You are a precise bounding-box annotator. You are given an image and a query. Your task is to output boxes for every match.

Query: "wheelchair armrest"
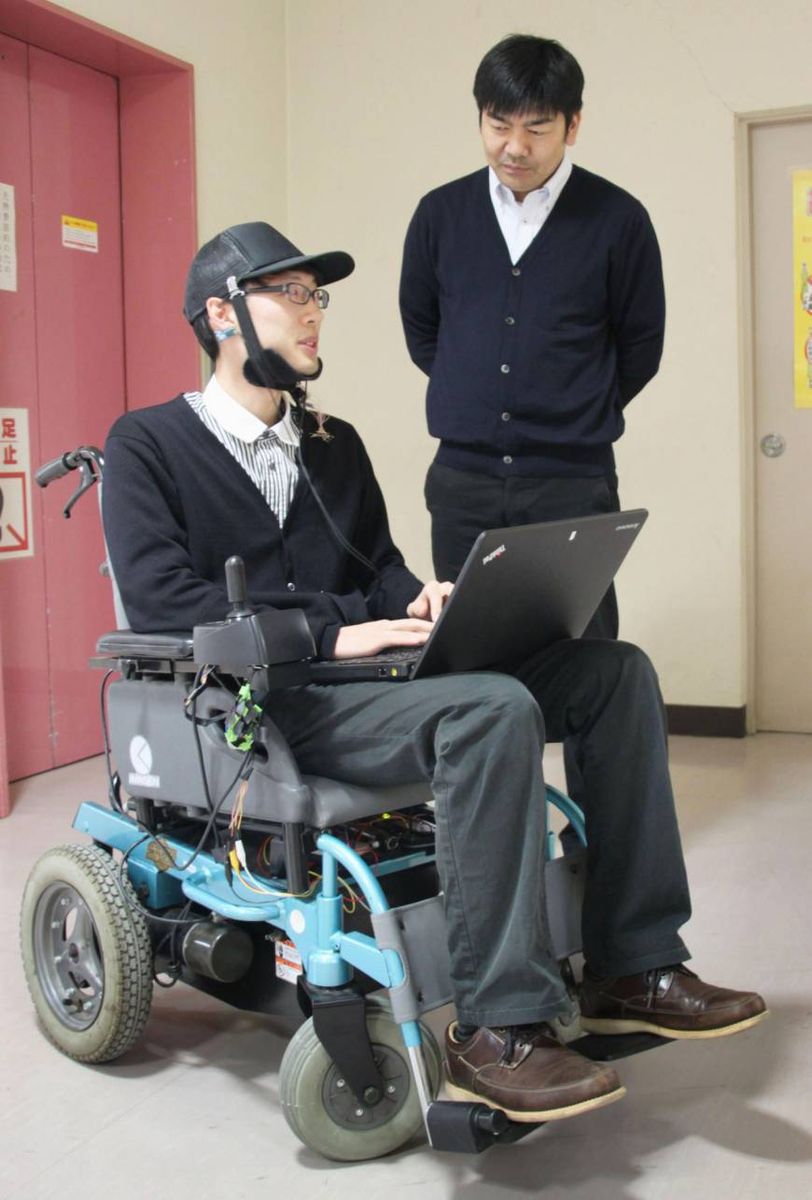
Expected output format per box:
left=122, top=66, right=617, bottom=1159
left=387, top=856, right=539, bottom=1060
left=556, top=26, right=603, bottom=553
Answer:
left=96, top=630, right=194, bottom=661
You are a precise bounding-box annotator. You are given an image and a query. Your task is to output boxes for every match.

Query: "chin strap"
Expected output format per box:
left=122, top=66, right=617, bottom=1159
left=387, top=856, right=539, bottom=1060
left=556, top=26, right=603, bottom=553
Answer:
left=226, top=275, right=323, bottom=399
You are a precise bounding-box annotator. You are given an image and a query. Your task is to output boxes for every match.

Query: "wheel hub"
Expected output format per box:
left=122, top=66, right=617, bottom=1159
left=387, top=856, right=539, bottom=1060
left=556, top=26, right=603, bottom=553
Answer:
left=33, top=883, right=104, bottom=1031
left=322, top=1044, right=410, bottom=1131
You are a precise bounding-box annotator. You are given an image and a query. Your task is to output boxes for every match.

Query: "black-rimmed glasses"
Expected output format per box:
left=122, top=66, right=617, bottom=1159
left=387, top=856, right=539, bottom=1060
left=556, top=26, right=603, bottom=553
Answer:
left=244, top=281, right=330, bottom=309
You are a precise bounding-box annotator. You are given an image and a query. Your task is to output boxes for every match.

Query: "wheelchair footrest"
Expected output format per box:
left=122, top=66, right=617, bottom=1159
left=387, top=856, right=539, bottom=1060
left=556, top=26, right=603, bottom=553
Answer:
left=572, top=1031, right=673, bottom=1061
left=426, top=1100, right=542, bottom=1154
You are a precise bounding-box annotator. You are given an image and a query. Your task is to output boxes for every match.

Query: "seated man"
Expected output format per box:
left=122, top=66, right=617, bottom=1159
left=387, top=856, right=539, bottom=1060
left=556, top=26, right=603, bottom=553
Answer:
left=102, top=221, right=766, bottom=1125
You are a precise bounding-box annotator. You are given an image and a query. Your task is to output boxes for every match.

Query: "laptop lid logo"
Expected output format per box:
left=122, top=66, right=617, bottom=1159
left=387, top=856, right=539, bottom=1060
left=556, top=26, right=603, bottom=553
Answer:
left=482, top=543, right=506, bottom=565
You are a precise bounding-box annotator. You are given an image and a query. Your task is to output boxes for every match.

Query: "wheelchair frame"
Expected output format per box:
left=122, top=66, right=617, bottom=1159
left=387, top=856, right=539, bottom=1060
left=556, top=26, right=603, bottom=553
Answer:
left=21, top=446, right=665, bottom=1163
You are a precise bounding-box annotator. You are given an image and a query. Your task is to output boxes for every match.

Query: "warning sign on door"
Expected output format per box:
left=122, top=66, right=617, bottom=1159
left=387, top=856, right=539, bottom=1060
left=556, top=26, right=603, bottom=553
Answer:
left=62, top=214, right=99, bottom=254
left=0, top=409, right=34, bottom=559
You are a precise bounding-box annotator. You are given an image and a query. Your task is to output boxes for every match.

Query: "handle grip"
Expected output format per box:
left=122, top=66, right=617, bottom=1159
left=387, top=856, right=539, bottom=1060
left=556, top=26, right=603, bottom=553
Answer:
left=35, top=453, right=76, bottom=488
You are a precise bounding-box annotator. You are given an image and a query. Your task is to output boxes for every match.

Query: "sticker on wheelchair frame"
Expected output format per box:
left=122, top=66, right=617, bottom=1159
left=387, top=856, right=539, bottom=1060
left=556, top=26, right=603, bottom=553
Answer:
left=128, top=735, right=161, bottom=789
left=275, top=938, right=303, bottom=984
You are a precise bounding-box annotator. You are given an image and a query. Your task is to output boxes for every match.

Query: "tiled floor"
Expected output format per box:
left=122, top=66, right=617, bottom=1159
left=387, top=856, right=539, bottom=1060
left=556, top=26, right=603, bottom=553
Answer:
left=2, top=734, right=811, bottom=1199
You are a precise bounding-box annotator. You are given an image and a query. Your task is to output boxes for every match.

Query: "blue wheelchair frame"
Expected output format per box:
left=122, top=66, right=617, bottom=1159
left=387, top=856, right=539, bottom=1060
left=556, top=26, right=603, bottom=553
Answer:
left=73, top=783, right=586, bottom=1068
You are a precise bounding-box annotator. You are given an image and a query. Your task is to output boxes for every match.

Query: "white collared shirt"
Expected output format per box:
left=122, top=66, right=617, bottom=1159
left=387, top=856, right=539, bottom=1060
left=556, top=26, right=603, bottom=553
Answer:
left=489, top=154, right=572, bottom=264
left=185, top=374, right=300, bottom=525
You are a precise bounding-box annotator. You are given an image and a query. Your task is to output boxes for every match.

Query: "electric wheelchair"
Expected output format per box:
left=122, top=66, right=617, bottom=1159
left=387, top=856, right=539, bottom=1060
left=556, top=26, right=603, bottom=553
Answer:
left=20, top=446, right=666, bottom=1162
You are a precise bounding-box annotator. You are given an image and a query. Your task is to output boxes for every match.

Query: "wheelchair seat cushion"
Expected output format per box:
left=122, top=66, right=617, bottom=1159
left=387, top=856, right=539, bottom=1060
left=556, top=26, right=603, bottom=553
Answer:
left=300, top=775, right=432, bottom=827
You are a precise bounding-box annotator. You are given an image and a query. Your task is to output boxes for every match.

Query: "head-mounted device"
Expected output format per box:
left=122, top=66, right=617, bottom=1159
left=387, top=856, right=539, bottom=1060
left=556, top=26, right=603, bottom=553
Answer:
left=184, top=222, right=355, bottom=395
left=183, top=222, right=354, bottom=324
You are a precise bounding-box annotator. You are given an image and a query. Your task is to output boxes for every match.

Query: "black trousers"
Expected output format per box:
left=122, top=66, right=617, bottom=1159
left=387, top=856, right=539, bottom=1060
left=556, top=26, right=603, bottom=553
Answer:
left=425, top=460, right=621, bottom=640
left=270, top=641, right=691, bottom=1028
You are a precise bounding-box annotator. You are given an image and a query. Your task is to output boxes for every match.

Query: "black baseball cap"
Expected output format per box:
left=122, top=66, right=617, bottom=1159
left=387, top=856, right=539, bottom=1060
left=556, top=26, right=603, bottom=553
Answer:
left=183, top=221, right=355, bottom=323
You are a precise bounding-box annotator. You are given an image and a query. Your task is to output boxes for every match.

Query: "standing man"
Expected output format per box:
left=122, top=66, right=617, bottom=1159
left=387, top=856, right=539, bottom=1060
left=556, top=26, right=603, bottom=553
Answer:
left=399, top=34, right=665, bottom=639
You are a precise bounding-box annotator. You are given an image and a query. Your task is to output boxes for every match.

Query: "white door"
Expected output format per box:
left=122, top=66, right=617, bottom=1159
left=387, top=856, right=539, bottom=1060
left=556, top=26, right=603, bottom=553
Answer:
left=751, top=116, right=812, bottom=732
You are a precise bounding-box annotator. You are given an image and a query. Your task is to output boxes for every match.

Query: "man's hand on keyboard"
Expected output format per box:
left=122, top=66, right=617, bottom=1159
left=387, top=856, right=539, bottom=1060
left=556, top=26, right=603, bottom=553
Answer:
left=333, top=618, right=434, bottom=660
left=406, top=580, right=454, bottom=621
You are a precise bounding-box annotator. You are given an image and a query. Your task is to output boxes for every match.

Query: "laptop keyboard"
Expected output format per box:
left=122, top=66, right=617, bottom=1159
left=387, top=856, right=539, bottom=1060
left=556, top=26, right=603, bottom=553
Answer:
left=331, top=648, right=421, bottom=666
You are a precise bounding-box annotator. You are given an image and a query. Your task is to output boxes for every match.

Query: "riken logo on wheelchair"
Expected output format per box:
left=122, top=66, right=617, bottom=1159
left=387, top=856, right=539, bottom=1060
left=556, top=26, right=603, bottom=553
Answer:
left=129, top=735, right=161, bottom=789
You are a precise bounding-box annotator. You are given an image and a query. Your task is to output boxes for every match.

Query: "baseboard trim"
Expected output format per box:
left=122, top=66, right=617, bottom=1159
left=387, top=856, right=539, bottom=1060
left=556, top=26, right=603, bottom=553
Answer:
left=665, top=705, right=747, bottom=739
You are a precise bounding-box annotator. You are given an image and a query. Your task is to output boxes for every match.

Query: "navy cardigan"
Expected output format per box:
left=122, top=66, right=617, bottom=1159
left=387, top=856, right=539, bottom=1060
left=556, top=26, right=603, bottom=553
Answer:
left=102, top=397, right=423, bottom=655
left=399, top=165, right=665, bottom=477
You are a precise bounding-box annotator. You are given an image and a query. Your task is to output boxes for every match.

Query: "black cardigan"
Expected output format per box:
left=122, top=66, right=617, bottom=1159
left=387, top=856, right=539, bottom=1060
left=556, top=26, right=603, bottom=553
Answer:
left=102, top=397, right=423, bottom=655
left=399, top=165, right=665, bottom=477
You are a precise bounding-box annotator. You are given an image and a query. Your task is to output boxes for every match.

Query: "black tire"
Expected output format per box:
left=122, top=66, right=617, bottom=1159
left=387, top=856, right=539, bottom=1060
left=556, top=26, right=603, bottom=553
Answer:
left=20, top=843, right=153, bottom=1063
left=279, top=995, right=442, bottom=1161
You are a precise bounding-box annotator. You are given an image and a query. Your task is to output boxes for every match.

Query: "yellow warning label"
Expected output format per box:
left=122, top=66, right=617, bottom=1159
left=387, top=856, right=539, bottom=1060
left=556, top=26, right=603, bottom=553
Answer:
left=61, top=214, right=99, bottom=253
left=792, top=171, right=812, bottom=408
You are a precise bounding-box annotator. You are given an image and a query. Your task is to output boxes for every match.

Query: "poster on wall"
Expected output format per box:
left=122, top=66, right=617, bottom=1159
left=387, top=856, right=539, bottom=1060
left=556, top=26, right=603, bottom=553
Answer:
left=793, top=169, right=812, bottom=409
left=0, top=409, right=34, bottom=560
left=0, top=183, right=17, bottom=292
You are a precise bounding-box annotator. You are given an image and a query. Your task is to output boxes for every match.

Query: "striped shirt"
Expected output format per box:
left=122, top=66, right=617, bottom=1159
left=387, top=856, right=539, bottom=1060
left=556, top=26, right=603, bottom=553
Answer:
left=185, top=375, right=300, bottom=525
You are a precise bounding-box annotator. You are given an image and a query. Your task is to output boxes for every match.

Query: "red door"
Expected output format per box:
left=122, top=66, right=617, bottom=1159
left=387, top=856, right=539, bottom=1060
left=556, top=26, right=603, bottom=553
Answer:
left=0, top=36, right=123, bottom=778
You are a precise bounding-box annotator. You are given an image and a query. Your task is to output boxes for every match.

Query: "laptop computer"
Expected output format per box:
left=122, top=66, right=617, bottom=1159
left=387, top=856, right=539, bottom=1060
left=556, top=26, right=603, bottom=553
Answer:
left=309, top=508, right=648, bottom=683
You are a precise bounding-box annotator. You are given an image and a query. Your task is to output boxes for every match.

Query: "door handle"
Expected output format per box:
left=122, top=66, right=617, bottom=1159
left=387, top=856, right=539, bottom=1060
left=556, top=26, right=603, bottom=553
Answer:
left=760, top=433, right=786, bottom=458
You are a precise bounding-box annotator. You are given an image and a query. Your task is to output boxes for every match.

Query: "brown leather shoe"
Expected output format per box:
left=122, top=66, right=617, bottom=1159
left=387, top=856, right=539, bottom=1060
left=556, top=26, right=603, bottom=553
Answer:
left=444, top=1023, right=625, bottom=1123
left=579, top=964, right=768, bottom=1039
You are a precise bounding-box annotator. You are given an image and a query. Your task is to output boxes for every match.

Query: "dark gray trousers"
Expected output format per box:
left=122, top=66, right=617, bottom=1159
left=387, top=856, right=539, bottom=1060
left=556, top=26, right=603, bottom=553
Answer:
left=425, top=458, right=622, bottom=846
left=425, top=460, right=621, bottom=640
left=269, top=640, right=691, bottom=1028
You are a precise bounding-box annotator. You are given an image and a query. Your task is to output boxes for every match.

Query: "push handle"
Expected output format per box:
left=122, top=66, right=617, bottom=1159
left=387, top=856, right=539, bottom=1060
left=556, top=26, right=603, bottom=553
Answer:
left=34, top=446, right=104, bottom=517
left=35, top=452, right=76, bottom=488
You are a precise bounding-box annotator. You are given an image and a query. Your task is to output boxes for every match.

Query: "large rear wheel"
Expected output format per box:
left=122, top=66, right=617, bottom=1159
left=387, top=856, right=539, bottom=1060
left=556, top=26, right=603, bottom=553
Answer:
left=20, top=843, right=153, bottom=1062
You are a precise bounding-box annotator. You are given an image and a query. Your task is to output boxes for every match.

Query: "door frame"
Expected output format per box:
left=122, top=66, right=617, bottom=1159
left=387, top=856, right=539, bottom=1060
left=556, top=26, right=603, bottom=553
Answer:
left=735, top=105, right=812, bottom=733
left=0, top=0, right=198, bottom=809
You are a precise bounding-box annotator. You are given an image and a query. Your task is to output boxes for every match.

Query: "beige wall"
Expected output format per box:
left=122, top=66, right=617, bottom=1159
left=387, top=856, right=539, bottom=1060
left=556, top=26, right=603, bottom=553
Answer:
left=286, top=0, right=811, bottom=708
left=62, top=0, right=288, bottom=241
left=55, top=0, right=811, bottom=707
